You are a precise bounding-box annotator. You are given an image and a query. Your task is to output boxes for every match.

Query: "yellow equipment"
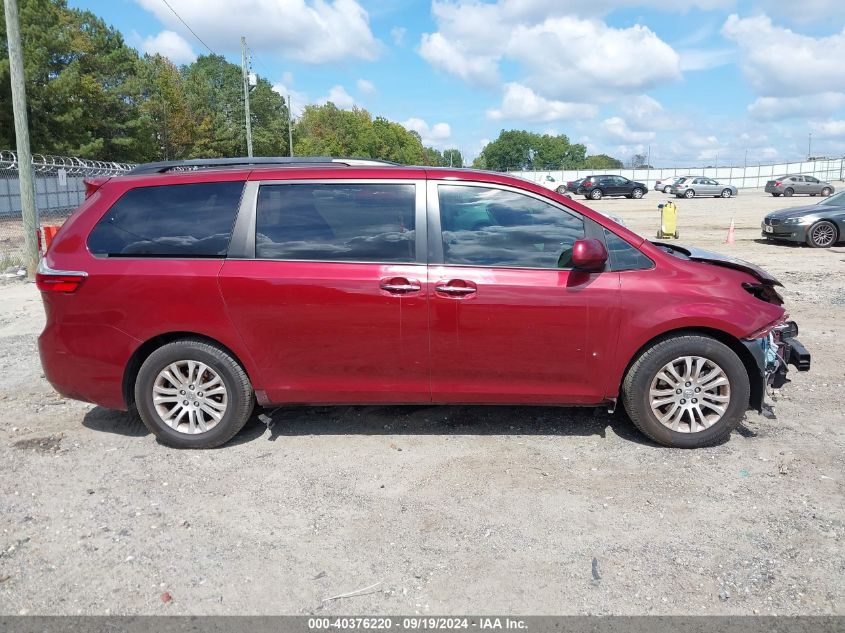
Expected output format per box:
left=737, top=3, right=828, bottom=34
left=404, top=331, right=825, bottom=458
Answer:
left=656, top=201, right=679, bottom=239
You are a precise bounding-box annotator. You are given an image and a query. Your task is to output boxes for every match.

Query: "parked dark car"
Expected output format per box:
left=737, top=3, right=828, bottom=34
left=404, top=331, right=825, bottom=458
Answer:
left=555, top=178, right=585, bottom=195
left=762, top=190, right=845, bottom=247
left=582, top=175, right=647, bottom=200
left=37, top=156, right=808, bottom=449
left=764, top=175, right=834, bottom=197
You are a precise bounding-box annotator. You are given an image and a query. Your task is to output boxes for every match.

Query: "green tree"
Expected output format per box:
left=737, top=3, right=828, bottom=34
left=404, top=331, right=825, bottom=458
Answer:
left=181, top=54, right=244, bottom=158
left=0, top=0, right=142, bottom=159
left=584, top=154, right=624, bottom=169
left=294, top=103, right=425, bottom=164
left=473, top=130, right=588, bottom=171
left=130, top=54, right=193, bottom=161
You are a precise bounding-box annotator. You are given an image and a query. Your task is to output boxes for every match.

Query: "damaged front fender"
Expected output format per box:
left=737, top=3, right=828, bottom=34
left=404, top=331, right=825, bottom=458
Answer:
left=742, top=321, right=811, bottom=411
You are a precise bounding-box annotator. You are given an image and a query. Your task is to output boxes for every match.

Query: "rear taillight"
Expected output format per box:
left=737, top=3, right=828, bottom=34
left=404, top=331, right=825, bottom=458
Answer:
left=83, top=177, right=110, bottom=198
left=774, top=181, right=782, bottom=187
left=36, top=260, right=87, bottom=293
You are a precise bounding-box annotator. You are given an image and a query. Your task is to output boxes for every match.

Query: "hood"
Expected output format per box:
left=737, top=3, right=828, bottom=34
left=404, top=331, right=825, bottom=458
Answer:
left=653, top=242, right=782, bottom=286
left=766, top=204, right=825, bottom=219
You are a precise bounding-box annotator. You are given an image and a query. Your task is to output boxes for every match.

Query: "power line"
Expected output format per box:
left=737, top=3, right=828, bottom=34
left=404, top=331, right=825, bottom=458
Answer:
left=159, top=0, right=216, bottom=56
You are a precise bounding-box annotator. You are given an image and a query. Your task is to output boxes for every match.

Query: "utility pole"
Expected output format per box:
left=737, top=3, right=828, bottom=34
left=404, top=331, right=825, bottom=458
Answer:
left=808, top=132, right=812, bottom=160
left=4, top=0, right=39, bottom=279
left=287, top=94, right=294, bottom=157
left=241, top=37, right=254, bottom=157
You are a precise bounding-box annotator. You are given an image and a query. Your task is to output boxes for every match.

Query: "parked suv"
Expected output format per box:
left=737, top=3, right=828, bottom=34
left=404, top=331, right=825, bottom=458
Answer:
left=765, top=175, right=834, bottom=197
left=581, top=175, right=647, bottom=200
left=37, top=157, right=810, bottom=449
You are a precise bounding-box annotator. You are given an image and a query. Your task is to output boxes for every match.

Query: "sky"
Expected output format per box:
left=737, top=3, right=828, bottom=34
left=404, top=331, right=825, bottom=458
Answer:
left=68, top=0, right=845, bottom=167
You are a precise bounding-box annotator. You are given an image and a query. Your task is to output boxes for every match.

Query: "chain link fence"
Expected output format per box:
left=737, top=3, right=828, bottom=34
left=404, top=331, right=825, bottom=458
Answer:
left=0, top=150, right=133, bottom=271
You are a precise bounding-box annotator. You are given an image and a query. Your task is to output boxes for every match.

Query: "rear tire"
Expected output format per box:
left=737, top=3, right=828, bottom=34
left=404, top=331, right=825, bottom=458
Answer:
left=134, top=339, right=255, bottom=449
left=784, top=187, right=794, bottom=197
left=622, top=335, right=750, bottom=448
left=590, top=189, right=603, bottom=200
left=684, top=189, right=695, bottom=198
left=772, top=193, right=781, bottom=197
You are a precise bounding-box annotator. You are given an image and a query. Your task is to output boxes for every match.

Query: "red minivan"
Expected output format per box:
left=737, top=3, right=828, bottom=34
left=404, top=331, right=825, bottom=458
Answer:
left=37, top=157, right=810, bottom=449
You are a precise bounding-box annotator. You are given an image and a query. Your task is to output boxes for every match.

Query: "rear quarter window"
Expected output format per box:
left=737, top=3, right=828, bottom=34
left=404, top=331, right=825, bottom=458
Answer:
left=87, top=182, right=245, bottom=257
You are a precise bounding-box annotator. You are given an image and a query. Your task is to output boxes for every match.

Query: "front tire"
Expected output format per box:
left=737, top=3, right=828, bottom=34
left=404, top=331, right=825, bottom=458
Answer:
left=822, top=187, right=833, bottom=197
left=720, top=188, right=732, bottom=198
left=806, top=220, right=838, bottom=248
left=556, top=185, right=568, bottom=194
left=622, top=335, right=750, bottom=448
left=631, top=188, right=644, bottom=199
left=134, top=339, right=255, bottom=448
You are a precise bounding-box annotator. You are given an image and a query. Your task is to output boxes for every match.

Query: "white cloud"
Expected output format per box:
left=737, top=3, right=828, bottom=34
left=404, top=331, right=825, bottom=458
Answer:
left=813, top=120, right=845, bottom=138
left=601, top=117, right=656, bottom=143
left=318, top=85, right=355, bottom=109
left=419, top=32, right=499, bottom=86
left=390, top=26, right=407, bottom=46
left=356, top=79, right=376, bottom=94
left=271, top=79, right=308, bottom=117
left=508, top=18, right=681, bottom=100
left=140, top=30, right=196, bottom=64
left=487, top=83, right=597, bottom=122
left=678, top=47, right=734, bottom=71
left=136, top=0, right=381, bottom=63
left=748, top=93, right=845, bottom=120
left=763, top=0, right=845, bottom=24
left=419, top=4, right=681, bottom=99
left=722, top=14, right=845, bottom=98
left=402, top=118, right=452, bottom=147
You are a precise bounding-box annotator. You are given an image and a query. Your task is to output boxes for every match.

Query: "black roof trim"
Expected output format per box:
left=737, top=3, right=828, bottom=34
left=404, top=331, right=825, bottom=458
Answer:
left=127, top=156, right=402, bottom=175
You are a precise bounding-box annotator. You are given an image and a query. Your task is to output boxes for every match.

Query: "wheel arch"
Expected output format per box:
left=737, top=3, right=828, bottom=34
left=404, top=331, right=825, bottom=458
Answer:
left=614, top=326, right=762, bottom=411
left=122, top=332, right=256, bottom=409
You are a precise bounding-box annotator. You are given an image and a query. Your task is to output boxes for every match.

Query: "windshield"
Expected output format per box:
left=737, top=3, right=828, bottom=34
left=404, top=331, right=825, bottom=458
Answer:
left=822, top=191, right=845, bottom=206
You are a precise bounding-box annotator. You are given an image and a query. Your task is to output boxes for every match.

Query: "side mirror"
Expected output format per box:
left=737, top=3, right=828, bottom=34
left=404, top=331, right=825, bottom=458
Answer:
left=572, top=239, right=608, bottom=271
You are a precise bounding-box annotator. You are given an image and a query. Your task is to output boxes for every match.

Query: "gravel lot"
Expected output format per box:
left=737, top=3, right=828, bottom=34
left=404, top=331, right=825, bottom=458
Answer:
left=0, top=188, right=843, bottom=615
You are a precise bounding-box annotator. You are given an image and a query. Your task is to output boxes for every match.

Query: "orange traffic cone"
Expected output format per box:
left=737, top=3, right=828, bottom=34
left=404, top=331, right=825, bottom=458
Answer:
left=725, top=218, right=736, bottom=244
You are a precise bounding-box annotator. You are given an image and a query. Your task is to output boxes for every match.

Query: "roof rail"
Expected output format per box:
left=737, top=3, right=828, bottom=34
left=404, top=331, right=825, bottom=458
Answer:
left=127, top=156, right=401, bottom=175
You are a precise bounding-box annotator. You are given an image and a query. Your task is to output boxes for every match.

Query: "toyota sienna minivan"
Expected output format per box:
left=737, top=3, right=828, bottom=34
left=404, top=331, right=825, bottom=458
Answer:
left=37, top=157, right=810, bottom=449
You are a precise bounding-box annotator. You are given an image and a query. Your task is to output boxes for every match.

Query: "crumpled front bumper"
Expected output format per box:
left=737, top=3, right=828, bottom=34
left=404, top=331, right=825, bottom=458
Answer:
left=742, top=321, right=811, bottom=410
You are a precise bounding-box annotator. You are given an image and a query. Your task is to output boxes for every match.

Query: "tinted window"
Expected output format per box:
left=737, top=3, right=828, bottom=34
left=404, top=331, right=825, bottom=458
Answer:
left=88, top=182, right=244, bottom=257
left=806, top=176, right=819, bottom=183
left=604, top=229, right=653, bottom=271
left=438, top=185, right=584, bottom=269
left=255, top=183, right=416, bottom=262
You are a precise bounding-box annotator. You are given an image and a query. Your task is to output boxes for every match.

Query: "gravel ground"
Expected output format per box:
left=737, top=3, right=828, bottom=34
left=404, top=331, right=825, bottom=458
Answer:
left=0, top=189, right=843, bottom=615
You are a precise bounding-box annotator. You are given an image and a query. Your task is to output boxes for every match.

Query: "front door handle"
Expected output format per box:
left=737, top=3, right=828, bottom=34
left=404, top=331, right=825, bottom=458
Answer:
left=380, top=277, right=422, bottom=294
left=434, top=280, right=477, bottom=296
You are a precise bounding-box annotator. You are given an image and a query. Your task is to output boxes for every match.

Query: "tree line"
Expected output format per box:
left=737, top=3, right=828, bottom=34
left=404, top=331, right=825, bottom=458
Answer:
left=0, top=0, right=622, bottom=171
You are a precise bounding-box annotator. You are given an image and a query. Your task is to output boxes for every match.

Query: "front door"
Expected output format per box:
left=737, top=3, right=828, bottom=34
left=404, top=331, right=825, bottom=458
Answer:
left=219, top=179, right=430, bottom=404
left=427, top=182, right=621, bottom=405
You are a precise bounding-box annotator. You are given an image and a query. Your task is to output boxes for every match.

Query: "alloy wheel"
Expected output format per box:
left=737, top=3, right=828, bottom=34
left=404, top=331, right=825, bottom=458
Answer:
left=649, top=356, right=731, bottom=433
left=152, top=360, right=228, bottom=434
left=810, top=222, right=836, bottom=247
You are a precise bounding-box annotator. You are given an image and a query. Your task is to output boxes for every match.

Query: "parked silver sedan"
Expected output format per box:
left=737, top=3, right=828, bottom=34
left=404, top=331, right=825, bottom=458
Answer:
left=672, top=176, right=738, bottom=198
left=764, top=175, right=834, bottom=197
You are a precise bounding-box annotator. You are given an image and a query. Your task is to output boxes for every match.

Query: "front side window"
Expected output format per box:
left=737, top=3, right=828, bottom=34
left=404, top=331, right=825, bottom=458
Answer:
left=438, top=185, right=585, bottom=269
left=88, top=182, right=245, bottom=257
left=255, top=183, right=416, bottom=262
left=604, top=229, right=653, bottom=271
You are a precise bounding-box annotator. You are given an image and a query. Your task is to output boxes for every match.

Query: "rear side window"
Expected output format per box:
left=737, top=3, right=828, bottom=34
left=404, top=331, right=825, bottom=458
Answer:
left=88, top=182, right=244, bottom=257
left=438, top=184, right=584, bottom=269
left=255, top=183, right=416, bottom=262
